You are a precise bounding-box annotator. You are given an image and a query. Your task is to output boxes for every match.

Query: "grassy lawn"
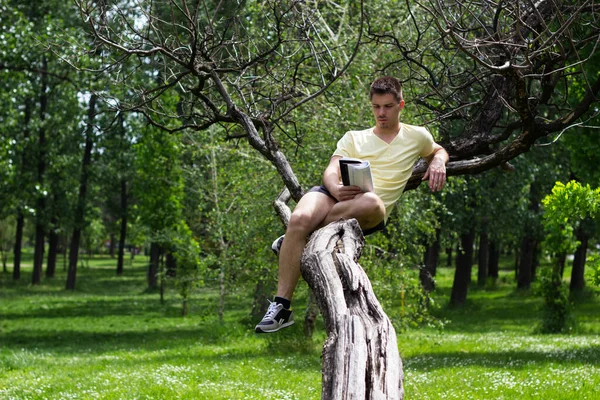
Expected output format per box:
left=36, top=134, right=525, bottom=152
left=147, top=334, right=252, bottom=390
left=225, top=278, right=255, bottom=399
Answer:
left=1, top=252, right=599, bottom=399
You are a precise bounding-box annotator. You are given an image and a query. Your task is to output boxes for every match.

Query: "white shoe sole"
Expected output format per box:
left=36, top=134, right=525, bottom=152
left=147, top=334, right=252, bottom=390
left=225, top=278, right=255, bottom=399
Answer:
left=255, top=320, right=295, bottom=333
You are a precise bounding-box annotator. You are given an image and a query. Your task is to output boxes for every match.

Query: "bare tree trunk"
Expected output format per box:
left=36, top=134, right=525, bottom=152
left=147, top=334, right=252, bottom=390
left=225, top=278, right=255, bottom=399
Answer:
left=301, top=219, right=403, bottom=400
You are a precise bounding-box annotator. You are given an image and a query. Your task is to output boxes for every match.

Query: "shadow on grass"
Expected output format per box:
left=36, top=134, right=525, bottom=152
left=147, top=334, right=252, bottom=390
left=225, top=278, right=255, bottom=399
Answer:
left=425, top=287, right=545, bottom=333
left=403, top=345, right=600, bottom=371
left=0, top=321, right=324, bottom=373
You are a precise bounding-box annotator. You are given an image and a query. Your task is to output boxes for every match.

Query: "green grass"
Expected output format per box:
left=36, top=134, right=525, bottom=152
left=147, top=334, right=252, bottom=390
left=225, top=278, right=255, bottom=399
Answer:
left=1, top=253, right=599, bottom=399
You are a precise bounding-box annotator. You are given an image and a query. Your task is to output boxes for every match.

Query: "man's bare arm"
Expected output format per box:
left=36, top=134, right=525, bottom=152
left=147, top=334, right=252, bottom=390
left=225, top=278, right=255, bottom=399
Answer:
left=323, top=156, right=363, bottom=201
left=422, top=144, right=449, bottom=192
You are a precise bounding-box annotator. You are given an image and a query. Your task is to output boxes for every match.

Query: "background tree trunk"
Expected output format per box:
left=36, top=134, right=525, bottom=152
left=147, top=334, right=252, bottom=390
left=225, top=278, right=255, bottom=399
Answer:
left=445, top=246, right=452, bottom=267
left=13, top=212, right=24, bottom=281
left=488, top=240, right=499, bottom=282
left=301, top=219, right=403, bottom=400
left=450, top=228, right=475, bottom=306
left=477, top=232, right=489, bottom=287
left=66, top=93, right=97, bottom=290
left=517, top=236, right=535, bottom=290
left=13, top=97, right=32, bottom=281
left=46, top=225, right=58, bottom=278
left=109, top=233, right=116, bottom=258
left=250, top=268, right=276, bottom=321
left=570, top=227, right=588, bottom=293
left=116, top=179, right=127, bottom=276
left=420, top=229, right=440, bottom=292
left=303, top=290, right=320, bottom=338
left=148, top=242, right=160, bottom=290
left=32, top=58, right=49, bottom=285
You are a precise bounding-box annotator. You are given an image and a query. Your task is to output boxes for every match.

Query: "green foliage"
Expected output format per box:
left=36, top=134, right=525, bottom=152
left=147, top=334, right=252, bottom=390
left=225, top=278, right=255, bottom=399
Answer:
left=587, top=254, right=600, bottom=286
left=542, top=181, right=600, bottom=255
left=179, top=128, right=282, bottom=309
left=133, top=127, right=203, bottom=304
left=533, top=268, right=574, bottom=334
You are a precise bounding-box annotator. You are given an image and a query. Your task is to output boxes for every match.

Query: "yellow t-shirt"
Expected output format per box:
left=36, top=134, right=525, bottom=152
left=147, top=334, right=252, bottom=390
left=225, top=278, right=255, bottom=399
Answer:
left=332, top=124, right=435, bottom=221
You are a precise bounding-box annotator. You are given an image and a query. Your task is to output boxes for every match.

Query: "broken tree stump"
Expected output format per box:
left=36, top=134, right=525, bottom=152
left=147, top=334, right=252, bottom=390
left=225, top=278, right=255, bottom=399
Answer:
left=300, top=218, right=404, bottom=400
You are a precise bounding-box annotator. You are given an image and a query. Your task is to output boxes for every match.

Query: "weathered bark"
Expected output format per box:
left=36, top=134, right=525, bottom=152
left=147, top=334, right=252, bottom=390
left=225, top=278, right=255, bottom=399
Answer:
left=66, top=93, right=97, bottom=290
left=116, top=179, right=127, bottom=276
left=570, top=228, right=588, bottom=293
left=517, top=236, right=536, bottom=290
left=272, top=188, right=293, bottom=225
left=488, top=240, right=499, bottom=281
left=301, top=219, right=403, bottom=400
left=13, top=212, right=24, bottom=280
left=477, top=233, right=489, bottom=287
left=450, top=228, right=475, bottom=306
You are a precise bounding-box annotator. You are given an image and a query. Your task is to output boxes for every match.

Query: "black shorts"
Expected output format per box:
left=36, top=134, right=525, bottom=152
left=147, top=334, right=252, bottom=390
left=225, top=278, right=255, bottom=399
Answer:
left=307, top=185, right=386, bottom=236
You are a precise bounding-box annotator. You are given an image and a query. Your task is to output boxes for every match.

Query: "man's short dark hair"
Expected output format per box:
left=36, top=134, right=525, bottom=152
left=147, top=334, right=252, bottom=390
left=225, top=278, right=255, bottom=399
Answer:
left=370, top=76, right=403, bottom=102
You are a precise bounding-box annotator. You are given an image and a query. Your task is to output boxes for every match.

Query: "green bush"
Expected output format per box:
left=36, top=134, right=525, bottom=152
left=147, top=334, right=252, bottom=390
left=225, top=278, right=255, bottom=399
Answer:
left=534, top=268, right=574, bottom=333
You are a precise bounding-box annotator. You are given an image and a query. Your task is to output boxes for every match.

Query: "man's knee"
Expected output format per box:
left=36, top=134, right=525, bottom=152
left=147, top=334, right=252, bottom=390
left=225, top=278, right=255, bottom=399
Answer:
left=358, top=192, right=385, bottom=222
left=288, top=209, right=318, bottom=234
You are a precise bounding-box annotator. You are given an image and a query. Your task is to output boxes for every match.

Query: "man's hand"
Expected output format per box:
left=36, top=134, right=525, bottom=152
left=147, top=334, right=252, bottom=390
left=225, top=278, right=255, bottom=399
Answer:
left=330, top=184, right=363, bottom=201
left=422, top=146, right=448, bottom=192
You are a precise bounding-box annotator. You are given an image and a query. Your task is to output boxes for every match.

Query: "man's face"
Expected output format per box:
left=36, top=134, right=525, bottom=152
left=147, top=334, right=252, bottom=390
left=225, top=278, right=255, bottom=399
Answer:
left=371, top=93, right=404, bottom=130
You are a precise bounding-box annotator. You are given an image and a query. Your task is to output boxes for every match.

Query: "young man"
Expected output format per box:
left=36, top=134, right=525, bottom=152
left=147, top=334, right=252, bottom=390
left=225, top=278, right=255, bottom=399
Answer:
left=255, top=76, right=449, bottom=333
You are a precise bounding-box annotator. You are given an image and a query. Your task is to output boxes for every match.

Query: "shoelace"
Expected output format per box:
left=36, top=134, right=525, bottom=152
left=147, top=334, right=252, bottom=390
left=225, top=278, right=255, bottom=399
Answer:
left=262, top=300, right=281, bottom=320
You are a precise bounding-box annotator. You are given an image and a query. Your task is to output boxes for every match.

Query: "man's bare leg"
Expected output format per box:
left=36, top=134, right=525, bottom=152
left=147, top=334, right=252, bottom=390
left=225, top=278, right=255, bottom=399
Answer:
left=276, top=191, right=385, bottom=300
left=276, top=192, right=336, bottom=300
left=323, top=192, right=386, bottom=229
left=256, top=191, right=385, bottom=333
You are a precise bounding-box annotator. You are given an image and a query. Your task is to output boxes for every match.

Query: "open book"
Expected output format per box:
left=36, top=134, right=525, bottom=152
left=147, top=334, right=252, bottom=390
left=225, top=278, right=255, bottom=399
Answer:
left=339, top=157, right=374, bottom=193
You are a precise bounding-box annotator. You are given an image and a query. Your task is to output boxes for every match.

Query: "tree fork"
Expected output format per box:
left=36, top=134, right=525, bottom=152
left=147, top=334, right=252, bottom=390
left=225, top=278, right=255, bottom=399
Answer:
left=301, top=219, right=403, bottom=400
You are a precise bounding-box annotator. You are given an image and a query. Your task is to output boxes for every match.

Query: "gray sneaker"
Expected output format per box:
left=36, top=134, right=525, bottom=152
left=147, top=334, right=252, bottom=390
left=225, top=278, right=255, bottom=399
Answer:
left=271, top=235, right=284, bottom=255
left=255, top=301, right=294, bottom=333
